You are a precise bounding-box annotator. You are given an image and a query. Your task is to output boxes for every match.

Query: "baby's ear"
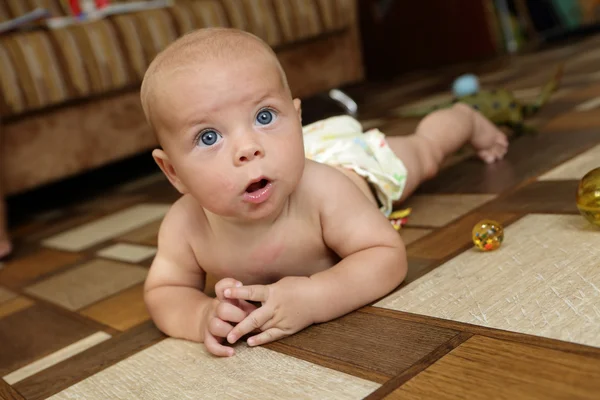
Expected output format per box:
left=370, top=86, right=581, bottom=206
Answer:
left=152, top=149, right=189, bottom=194
left=293, top=98, right=302, bottom=122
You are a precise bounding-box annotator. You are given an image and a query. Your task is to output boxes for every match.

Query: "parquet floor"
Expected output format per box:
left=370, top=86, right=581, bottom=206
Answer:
left=3, top=34, right=600, bottom=399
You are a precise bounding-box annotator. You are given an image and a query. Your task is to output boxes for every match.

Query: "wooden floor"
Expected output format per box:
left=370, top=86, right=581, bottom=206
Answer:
left=3, top=34, right=600, bottom=399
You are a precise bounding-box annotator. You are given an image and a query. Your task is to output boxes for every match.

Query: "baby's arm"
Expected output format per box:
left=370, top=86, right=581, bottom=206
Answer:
left=309, top=165, right=408, bottom=323
left=224, top=164, right=407, bottom=345
left=144, top=202, right=251, bottom=356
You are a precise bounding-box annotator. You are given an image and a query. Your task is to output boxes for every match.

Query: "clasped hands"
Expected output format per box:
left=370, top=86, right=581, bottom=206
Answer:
left=204, top=276, right=316, bottom=357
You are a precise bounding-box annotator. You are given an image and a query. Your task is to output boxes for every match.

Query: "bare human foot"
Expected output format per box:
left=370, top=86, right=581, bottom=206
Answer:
left=458, top=103, right=509, bottom=164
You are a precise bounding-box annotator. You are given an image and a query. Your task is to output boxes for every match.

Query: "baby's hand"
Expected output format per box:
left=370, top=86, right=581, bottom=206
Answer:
left=223, top=276, right=316, bottom=347
left=204, top=278, right=257, bottom=357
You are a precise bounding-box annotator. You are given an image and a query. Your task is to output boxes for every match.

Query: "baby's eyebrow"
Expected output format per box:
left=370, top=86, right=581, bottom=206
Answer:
left=251, top=91, right=278, bottom=107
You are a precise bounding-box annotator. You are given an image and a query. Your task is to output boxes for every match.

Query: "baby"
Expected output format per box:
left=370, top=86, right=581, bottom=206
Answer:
left=141, top=27, right=508, bottom=357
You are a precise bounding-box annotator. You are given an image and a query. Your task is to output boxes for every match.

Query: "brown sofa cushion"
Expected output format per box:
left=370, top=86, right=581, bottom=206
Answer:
left=0, top=0, right=355, bottom=118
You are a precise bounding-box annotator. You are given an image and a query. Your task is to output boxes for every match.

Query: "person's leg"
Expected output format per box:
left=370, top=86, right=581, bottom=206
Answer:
left=386, top=103, right=508, bottom=203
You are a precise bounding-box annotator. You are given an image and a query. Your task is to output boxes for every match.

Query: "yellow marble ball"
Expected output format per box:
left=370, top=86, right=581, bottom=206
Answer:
left=576, top=167, right=600, bottom=227
left=472, top=219, right=504, bottom=251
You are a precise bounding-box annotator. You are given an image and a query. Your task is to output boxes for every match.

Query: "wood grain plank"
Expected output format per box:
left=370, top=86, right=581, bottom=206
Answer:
left=399, top=228, right=432, bottom=245
left=406, top=211, right=521, bottom=260
left=117, top=219, right=161, bottom=246
left=0, top=248, right=85, bottom=289
left=485, top=180, right=580, bottom=213
left=0, top=296, right=35, bottom=318
left=545, top=109, right=600, bottom=133
left=388, top=335, right=600, bottom=399
left=364, top=332, right=472, bottom=400
left=269, top=311, right=459, bottom=380
left=14, top=321, right=165, bottom=400
left=403, top=257, right=437, bottom=285
left=79, top=284, right=150, bottom=331
left=0, top=379, right=25, bottom=400
left=416, top=128, right=599, bottom=194
left=0, top=305, right=98, bottom=376
left=403, top=194, right=496, bottom=228
left=265, top=342, right=389, bottom=383
left=360, top=307, right=600, bottom=359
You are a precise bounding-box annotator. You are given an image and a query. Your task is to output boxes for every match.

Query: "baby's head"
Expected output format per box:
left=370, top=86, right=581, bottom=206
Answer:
left=141, top=28, right=305, bottom=221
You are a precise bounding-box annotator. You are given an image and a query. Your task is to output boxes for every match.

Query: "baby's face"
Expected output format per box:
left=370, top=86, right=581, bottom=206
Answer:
left=154, top=55, right=305, bottom=221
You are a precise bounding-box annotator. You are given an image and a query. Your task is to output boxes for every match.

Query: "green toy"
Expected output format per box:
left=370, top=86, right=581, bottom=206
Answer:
left=394, top=65, right=564, bottom=136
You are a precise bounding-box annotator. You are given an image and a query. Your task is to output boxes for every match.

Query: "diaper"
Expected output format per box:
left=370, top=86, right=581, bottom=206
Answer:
left=303, top=115, right=408, bottom=217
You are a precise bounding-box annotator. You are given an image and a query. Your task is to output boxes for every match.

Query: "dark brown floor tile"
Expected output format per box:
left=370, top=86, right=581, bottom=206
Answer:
left=385, top=335, right=600, bottom=399
left=545, top=109, right=600, bottom=132
left=0, top=296, right=35, bottom=318
left=267, top=311, right=459, bottom=382
left=416, top=129, right=599, bottom=194
left=361, top=307, right=600, bottom=359
left=0, top=304, right=99, bottom=376
left=0, top=379, right=25, bottom=400
left=399, top=228, right=432, bottom=245
left=404, top=257, right=437, bottom=285
left=403, top=194, right=496, bottom=228
left=0, top=248, right=85, bottom=289
left=14, top=321, right=165, bottom=400
left=557, top=82, right=600, bottom=103
left=118, top=219, right=161, bottom=246
left=406, top=211, right=521, bottom=260
left=131, top=179, right=180, bottom=204
left=364, top=332, right=471, bottom=400
left=485, top=180, right=580, bottom=214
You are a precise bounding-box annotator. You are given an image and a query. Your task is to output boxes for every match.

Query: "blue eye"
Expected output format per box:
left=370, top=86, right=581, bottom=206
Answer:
left=198, top=130, right=221, bottom=147
left=256, top=109, right=276, bottom=126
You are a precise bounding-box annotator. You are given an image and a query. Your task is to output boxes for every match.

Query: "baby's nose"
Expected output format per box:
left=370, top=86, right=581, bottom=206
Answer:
left=235, top=142, right=264, bottom=164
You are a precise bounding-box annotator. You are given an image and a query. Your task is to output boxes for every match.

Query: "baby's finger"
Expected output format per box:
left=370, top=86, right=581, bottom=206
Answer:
left=247, top=328, right=286, bottom=347
left=238, top=299, right=259, bottom=314
left=217, top=302, right=249, bottom=323
left=215, top=278, right=243, bottom=301
left=224, top=285, right=269, bottom=303
left=227, top=307, right=272, bottom=344
left=204, top=331, right=234, bottom=357
left=209, top=317, right=234, bottom=338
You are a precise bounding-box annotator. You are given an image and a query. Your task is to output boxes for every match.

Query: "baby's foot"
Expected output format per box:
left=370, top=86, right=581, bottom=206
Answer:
left=467, top=107, right=509, bottom=164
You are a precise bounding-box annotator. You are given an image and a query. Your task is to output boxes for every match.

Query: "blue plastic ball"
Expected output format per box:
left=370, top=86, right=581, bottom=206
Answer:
left=452, top=74, right=480, bottom=97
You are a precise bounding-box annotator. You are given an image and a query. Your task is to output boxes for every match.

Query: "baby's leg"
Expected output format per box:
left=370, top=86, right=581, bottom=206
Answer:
left=387, top=103, right=508, bottom=202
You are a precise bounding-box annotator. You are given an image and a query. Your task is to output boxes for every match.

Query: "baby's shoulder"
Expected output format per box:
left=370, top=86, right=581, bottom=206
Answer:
left=296, top=160, right=360, bottom=204
left=158, top=195, right=208, bottom=241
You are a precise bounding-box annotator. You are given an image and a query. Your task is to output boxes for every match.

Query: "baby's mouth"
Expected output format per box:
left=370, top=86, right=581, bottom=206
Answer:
left=245, top=178, right=270, bottom=193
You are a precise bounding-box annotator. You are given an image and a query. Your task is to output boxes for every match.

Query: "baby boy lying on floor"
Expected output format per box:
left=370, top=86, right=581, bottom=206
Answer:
left=141, top=27, right=508, bottom=357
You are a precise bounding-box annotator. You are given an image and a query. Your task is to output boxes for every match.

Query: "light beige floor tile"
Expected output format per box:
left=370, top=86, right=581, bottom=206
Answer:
left=49, top=339, right=379, bottom=399
left=404, top=195, right=495, bottom=227
left=0, top=286, right=17, bottom=304
left=538, top=144, right=600, bottom=180
left=375, top=214, right=600, bottom=348
left=97, top=243, right=157, bottom=263
left=24, top=259, right=148, bottom=311
left=3, top=332, right=111, bottom=385
left=400, top=228, right=432, bottom=245
left=42, top=204, right=169, bottom=252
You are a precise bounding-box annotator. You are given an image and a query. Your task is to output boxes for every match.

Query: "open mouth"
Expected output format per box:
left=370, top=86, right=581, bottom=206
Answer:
left=245, top=178, right=270, bottom=193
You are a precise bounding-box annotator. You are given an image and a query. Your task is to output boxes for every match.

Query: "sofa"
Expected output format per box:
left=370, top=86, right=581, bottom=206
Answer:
left=0, top=0, right=363, bottom=196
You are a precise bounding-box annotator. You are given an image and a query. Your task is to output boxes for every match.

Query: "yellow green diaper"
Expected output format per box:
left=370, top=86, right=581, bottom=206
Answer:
left=303, top=115, right=408, bottom=218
